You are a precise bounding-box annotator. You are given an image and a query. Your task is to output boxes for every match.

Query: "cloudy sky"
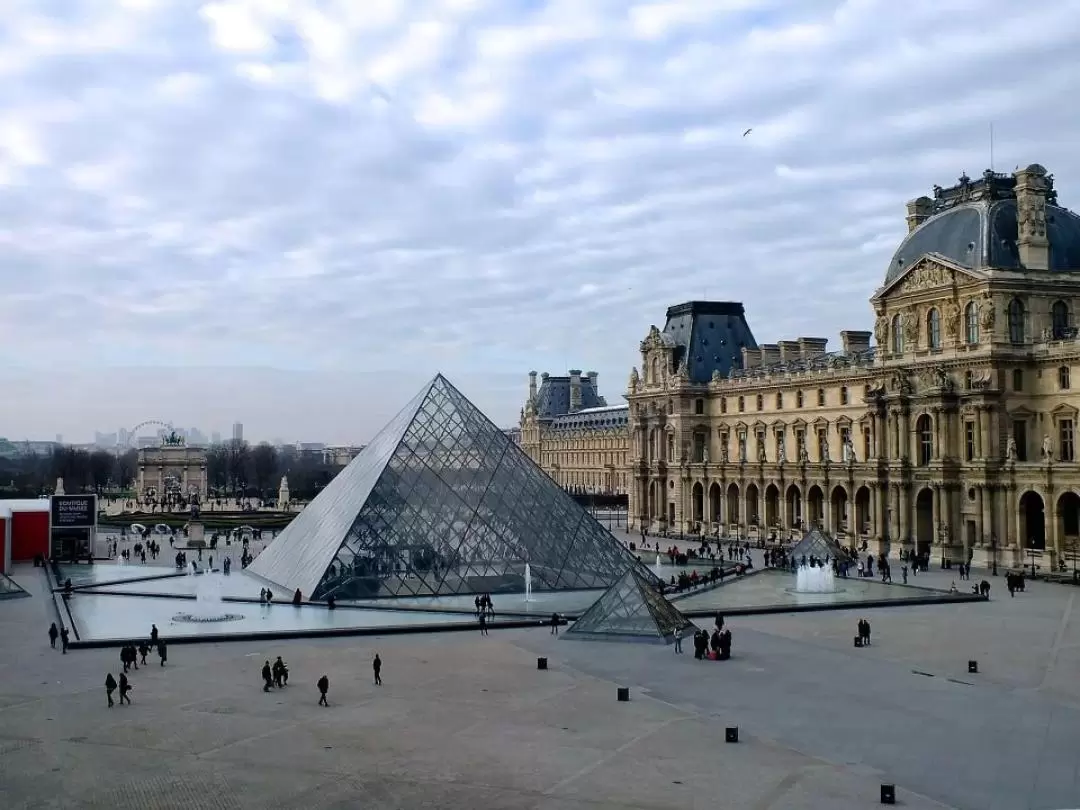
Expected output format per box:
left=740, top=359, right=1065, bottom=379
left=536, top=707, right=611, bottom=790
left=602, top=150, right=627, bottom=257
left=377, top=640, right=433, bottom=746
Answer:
left=1, top=0, right=1079, bottom=444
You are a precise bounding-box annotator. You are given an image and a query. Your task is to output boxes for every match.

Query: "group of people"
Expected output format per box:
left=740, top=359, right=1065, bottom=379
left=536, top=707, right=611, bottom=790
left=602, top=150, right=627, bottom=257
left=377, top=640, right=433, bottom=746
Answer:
left=686, top=626, right=732, bottom=660
left=260, top=652, right=383, bottom=706
left=103, top=624, right=166, bottom=708
left=47, top=622, right=70, bottom=653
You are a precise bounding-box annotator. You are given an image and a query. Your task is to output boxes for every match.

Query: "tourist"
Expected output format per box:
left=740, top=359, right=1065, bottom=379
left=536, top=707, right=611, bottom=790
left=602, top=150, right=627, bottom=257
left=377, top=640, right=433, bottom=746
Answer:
left=292, top=588, right=302, bottom=606
left=150, top=624, right=159, bottom=645
left=262, top=660, right=273, bottom=692
left=373, top=653, right=382, bottom=685
left=863, top=619, right=872, bottom=646
left=478, top=611, right=488, bottom=636
left=718, top=628, right=732, bottom=660
left=138, top=643, right=149, bottom=665
left=118, top=673, right=132, bottom=705
left=550, top=613, right=560, bottom=635
left=902, top=565, right=908, bottom=584
left=157, top=641, right=167, bottom=666
left=327, top=595, right=336, bottom=610
left=121, top=646, right=130, bottom=673
left=48, top=623, right=58, bottom=649
left=317, top=674, right=330, bottom=706
left=60, top=628, right=69, bottom=653
left=273, top=657, right=289, bottom=687
left=672, top=630, right=682, bottom=654
left=105, top=673, right=117, bottom=707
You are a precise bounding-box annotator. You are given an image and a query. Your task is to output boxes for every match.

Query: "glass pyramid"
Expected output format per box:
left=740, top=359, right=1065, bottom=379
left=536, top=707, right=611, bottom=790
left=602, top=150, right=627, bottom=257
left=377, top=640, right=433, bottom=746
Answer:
left=789, top=527, right=845, bottom=562
left=249, top=374, right=642, bottom=600
left=565, top=565, right=696, bottom=644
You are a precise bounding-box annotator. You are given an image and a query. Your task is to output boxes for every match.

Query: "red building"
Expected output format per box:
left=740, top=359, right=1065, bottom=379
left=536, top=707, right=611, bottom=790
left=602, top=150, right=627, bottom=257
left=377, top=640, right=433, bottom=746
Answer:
left=0, top=499, right=50, bottom=573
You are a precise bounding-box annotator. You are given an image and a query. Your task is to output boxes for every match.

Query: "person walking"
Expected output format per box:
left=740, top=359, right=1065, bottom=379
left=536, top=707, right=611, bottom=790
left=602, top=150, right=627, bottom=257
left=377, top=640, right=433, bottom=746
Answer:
left=157, top=641, right=168, bottom=666
left=262, top=661, right=273, bottom=692
left=373, top=654, right=382, bottom=686
left=673, top=630, right=683, bottom=654
left=105, top=673, right=117, bottom=708
left=118, top=673, right=132, bottom=705
left=550, top=613, right=560, bottom=635
left=478, top=612, right=488, bottom=636
left=48, top=623, right=59, bottom=649
left=317, top=675, right=330, bottom=706
left=60, top=627, right=69, bottom=654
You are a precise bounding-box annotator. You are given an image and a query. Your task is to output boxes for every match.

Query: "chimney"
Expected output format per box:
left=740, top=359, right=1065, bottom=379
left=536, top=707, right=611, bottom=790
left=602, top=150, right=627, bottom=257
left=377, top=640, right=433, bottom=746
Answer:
left=905, top=196, right=933, bottom=233
left=528, top=371, right=538, bottom=401
left=568, top=369, right=582, bottom=412
left=1014, top=164, right=1050, bottom=271
left=778, top=340, right=800, bottom=364
left=759, top=344, right=780, bottom=366
left=586, top=370, right=598, bottom=393
left=797, top=337, right=828, bottom=358
left=741, top=347, right=762, bottom=369
left=840, top=330, right=872, bottom=354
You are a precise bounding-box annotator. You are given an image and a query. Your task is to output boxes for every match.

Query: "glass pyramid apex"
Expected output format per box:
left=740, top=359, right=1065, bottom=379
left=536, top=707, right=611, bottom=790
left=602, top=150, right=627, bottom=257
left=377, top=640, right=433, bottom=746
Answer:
left=250, top=374, right=642, bottom=600
left=565, top=565, right=696, bottom=643
left=789, top=527, right=845, bottom=562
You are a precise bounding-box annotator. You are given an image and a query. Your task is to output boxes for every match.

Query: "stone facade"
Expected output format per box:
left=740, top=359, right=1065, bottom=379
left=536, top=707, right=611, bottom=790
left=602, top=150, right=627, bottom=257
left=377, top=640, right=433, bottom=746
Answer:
left=137, top=433, right=208, bottom=502
left=520, top=370, right=630, bottom=495
left=626, top=165, right=1080, bottom=571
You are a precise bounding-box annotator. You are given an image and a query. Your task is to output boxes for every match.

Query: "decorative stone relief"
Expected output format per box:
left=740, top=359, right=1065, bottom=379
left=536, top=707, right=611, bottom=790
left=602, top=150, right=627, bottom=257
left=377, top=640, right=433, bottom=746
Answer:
left=628, top=366, right=639, bottom=393
left=944, top=300, right=961, bottom=339
left=895, top=262, right=952, bottom=294
left=903, top=309, right=920, bottom=347
left=980, top=295, right=996, bottom=332
left=874, top=314, right=889, bottom=347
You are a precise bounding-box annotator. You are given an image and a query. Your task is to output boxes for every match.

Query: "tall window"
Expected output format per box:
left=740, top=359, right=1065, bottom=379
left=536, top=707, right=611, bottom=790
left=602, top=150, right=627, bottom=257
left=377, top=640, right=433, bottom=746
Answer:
left=916, top=414, right=933, bottom=466
left=1008, top=297, right=1025, bottom=344
left=796, top=391, right=804, bottom=408
left=694, top=398, right=704, bottom=415
left=737, top=431, right=747, bottom=462
left=1061, top=419, right=1075, bottom=463
left=776, top=392, right=783, bottom=409
left=891, top=314, right=904, bottom=353
left=1012, top=420, right=1028, bottom=462
left=863, top=426, right=872, bottom=459
left=965, top=301, right=980, bottom=344
left=965, top=421, right=976, bottom=461
left=756, top=394, right=763, bottom=411
left=738, top=396, right=745, bottom=412
left=721, top=397, right=727, bottom=414
left=840, top=386, right=849, bottom=405
left=816, top=388, right=825, bottom=406
left=1060, top=366, right=1071, bottom=390
left=1013, top=369, right=1024, bottom=391
left=927, top=308, right=941, bottom=349
left=1052, top=300, right=1070, bottom=340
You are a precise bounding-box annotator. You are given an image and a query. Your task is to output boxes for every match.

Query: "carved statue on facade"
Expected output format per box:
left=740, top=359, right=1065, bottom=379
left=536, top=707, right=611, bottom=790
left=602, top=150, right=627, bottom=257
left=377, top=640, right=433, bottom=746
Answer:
left=980, top=296, right=995, bottom=332
left=163, top=431, right=185, bottom=447
left=711, top=369, right=722, bottom=383
left=720, top=443, right=729, bottom=463
left=777, top=434, right=787, bottom=462
left=889, top=370, right=913, bottom=396
left=758, top=440, right=766, bottom=462
left=903, top=309, right=919, bottom=346
left=843, top=434, right=856, bottom=464
left=1006, top=436, right=1017, bottom=461
left=798, top=443, right=809, bottom=463
left=738, top=437, right=748, bottom=464
left=970, top=368, right=993, bottom=389
left=628, top=366, right=639, bottom=393
left=944, top=300, right=961, bottom=339
left=702, top=446, right=709, bottom=463
left=874, top=314, right=889, bottom=348
left=1042, top=434, right=1054, bottom=461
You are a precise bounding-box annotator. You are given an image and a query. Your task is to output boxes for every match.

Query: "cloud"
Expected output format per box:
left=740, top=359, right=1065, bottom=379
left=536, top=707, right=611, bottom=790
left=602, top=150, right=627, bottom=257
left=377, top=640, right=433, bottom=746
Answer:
left=0, top=0, right=1079, bottom=441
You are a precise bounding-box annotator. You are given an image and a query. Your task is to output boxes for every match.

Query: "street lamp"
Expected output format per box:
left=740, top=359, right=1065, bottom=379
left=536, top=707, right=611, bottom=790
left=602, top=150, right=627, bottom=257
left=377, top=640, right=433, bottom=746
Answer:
left=989, top=533, right=998, bottom=576
left=1028, top=541, right=1039, bottom=579
left=938, top=522, right=948, bottom=569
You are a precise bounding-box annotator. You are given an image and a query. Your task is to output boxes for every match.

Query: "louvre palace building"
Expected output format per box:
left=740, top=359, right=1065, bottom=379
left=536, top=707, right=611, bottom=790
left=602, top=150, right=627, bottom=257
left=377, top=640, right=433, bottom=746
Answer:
left=524, top=164, right=1080, bottom=570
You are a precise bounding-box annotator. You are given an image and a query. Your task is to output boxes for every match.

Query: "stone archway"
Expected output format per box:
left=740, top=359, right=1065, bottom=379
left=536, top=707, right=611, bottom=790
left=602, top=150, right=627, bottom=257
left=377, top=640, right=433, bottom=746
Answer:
left=691, top=482, right=704, bottom=524
left=854, top=486, right=871, bottom=537
left=708, top=482, right=722, bottom=527
left=1020, top=490, right=1046, bottom=551
left=915, top=487, right=934, bottom=556
left=765, top=484, right=780, bottom=530
left=830, top=485, right=849, bottom=537
left=807, top=485, right=825, bottom=529
left=726, top=483, right=740, bottom=527
left=1058, top=491, right=1080, bottom=565
left=786, top=484, right=802, bottom=531
left=745, top=483, right=760, bottom=527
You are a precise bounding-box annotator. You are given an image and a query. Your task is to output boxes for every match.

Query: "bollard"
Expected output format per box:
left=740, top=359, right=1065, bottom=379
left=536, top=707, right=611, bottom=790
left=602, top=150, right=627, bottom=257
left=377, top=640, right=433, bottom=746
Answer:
left=880, top=784, right=895, bottom=804
left=854, top=636, right=863, bottom=648
left=537, top=657, right=548, bottom=671
left=725, top=727, right=739, bottom=743
left=617, top=687, right=630, bottom=702
left=968, top=660, right=978, bottom=674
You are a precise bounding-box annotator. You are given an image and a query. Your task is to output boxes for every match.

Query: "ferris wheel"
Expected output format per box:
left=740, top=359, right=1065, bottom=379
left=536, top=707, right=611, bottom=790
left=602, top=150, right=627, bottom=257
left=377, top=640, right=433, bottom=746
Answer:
left=127, top=420, right=173, bottom=447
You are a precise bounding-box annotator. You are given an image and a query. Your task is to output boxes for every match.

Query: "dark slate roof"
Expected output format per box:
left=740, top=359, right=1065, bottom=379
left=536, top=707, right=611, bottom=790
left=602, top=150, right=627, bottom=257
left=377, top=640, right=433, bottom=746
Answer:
left=885, top=173, right=1080, bottom=285
left=663, top=301, right=757, bottom=384
left=550, top=404, right=629, bottom=432
left=534, top=374, right=607, bottom=420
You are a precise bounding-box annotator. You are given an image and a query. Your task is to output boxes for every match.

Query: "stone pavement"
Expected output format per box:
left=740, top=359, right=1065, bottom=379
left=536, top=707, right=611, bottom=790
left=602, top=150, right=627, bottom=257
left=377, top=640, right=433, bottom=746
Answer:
left=3, top=563, right=1080, bottom=809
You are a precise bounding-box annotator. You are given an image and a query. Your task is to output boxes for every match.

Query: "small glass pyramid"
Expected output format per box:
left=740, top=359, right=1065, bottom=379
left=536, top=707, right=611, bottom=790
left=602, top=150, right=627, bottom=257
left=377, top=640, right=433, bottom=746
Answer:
left=565, top=566, right=696, bottom=643
left=789, top=527, right=845, bottom=562
left=249, top=374, right=641, bottom=600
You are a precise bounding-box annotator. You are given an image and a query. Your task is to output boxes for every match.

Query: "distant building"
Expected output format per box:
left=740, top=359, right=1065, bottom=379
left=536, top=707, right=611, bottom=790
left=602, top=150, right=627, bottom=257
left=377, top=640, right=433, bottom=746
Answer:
left=520, top=370, right=629, bottom=495
left=231, top=422, right=244, bottom=442
left=137, top=432, right=208, bottom=502
left=323, top=446, right=363, bottom=466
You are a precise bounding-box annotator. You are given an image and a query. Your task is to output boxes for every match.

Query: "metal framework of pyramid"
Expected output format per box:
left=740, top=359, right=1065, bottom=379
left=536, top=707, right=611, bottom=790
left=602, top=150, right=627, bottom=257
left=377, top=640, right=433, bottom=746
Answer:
left=790, top=527, right=845, bottom=561
left=565, top=566, right=696, bottom=644
left=249, top=374, right=642, bottom=600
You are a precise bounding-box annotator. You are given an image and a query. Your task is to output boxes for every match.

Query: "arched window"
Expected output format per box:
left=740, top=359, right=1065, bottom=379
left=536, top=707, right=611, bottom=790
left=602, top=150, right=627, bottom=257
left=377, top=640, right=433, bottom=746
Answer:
left=1052, top=300, right=1070, bottom=340
left=927, top=308, right=941, bottom=349
left=650, top=357, right=660, bottom=382
left=964, top=301, right=979, bottom=344
left=916, top=414, right=934, bottom=466
left=891, top=314, right=904, bottom=354
left=1008, top=298, right=1025, bottom=344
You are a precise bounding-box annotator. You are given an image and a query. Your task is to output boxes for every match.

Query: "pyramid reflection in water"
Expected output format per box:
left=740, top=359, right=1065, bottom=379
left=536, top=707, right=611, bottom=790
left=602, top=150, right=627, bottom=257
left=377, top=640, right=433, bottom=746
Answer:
left=565, top=566, right=696, bottom=644
left=250, top=374, right=642, bottom=601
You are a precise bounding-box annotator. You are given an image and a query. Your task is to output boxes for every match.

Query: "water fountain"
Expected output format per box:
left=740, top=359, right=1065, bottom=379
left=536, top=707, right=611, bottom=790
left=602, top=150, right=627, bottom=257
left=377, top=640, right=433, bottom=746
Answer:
left=794, top=564, right=838, bottom=594
left=116, top=555, right=125, bottom=567
left=172, top=571, right=244, bottom=624
left=655, top=553, right=664, bottom=576
left=524, top=562, right=533, bottom=603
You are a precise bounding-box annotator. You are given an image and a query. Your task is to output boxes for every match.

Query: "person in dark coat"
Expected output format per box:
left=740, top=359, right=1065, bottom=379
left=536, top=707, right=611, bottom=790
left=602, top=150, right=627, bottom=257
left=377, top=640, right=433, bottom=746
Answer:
left=262, top=661, right=273, bottom=692
left=157, top=641, right=167, bottom=666
left=373, top=654, right=382, bottom=686
left=48, top=623, right=59, bottom=649
left=121, top=646, right=130, bottom=673
left=60, top=627, right=69, bottom=653
left=550, top=613, right=560, bottom=635
left=292, top=588, right=302, bottom=606
left=317, top=675, right=329, bottom=706
left=105, top=673, right=117, bottom=707
left=118, top=673, right=132, bottom=704
left=718, top=628, right=732, bottom=660
left=273, top=657, right=288, bottom=688
left=150, top=624, right=159, bottom=645
left=138, top=643, right=149, bottom=665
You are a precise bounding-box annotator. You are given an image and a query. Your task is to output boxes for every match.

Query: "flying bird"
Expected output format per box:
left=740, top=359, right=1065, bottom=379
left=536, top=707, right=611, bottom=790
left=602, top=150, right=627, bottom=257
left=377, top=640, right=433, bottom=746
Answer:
left=742, top=128, right=753, bottom=137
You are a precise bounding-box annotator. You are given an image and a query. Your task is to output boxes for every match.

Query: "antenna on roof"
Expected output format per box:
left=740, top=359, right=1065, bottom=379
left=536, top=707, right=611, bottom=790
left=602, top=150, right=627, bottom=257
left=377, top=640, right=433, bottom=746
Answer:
left=989, top=121, right=995, bottom=172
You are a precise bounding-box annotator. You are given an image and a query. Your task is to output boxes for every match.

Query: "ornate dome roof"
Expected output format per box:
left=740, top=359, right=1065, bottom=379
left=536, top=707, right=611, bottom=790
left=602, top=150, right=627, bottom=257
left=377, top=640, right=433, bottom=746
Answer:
left=884, top=171, right=1080, bottom=286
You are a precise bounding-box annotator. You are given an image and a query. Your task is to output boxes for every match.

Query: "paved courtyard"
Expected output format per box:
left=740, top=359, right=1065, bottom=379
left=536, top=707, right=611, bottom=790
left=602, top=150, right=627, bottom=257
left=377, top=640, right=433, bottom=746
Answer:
left=2, top=562, right=1080, bottom=810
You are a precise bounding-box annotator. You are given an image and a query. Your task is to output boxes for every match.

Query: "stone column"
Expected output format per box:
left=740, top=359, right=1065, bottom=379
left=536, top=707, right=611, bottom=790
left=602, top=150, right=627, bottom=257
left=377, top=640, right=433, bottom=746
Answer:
left=891, top=484, right=901, bottom=542
left=976, top=485, right=987, bottom=545
left=1050, top=495, right=1061, bottom=561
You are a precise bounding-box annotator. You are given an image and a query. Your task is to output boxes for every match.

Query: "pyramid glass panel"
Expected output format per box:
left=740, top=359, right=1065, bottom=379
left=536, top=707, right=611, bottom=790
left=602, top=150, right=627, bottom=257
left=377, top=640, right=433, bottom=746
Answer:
left=789, top=527, right=845, bottom=562
left=249, top=374, right=641, bottom=600
left=566, top=566, right=696, bottom=643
